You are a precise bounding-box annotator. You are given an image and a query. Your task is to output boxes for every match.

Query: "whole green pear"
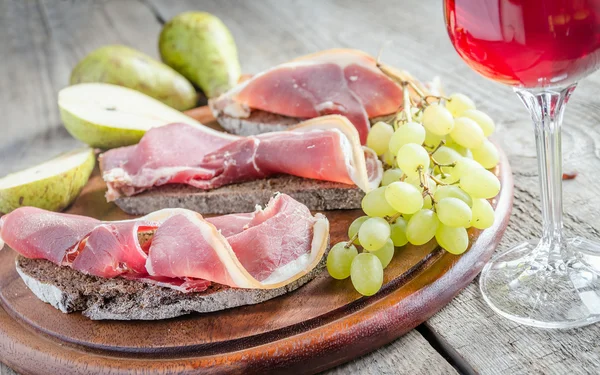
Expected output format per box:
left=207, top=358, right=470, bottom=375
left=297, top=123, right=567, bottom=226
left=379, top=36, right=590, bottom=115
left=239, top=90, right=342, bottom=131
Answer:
left=70, top=45, right=198, bottom=111
left=159, top=12, right=241, bottom=98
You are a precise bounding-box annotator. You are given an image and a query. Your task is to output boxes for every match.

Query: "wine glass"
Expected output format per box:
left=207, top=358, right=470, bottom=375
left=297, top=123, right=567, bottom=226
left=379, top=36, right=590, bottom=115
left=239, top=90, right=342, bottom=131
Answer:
left=444, top=0, right=600, bottom=328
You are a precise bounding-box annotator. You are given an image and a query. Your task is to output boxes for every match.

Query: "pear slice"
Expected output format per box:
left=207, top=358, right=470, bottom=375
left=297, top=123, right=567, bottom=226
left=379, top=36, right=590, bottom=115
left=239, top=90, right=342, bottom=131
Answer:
left=59, top=83, right=203, bottom=149
left=0, top=148, right=95, bottom=214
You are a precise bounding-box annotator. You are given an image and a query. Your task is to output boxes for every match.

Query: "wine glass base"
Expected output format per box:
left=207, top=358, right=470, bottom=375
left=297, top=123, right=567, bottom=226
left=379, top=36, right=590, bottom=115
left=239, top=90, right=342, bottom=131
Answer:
left=480, top=237, right=600, bottom=329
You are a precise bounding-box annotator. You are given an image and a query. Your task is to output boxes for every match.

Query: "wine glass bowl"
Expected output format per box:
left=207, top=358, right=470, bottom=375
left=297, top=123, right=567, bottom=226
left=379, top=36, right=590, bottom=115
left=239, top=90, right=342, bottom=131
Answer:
left=444, top=0, right=600, bottom=328
left=444, top=0, right=600, bottom=88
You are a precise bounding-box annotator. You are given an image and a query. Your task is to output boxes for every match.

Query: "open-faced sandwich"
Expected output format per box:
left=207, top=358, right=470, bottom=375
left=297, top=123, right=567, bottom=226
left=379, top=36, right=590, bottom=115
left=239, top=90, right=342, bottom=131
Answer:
left=100, top=114, right=383, bottom=215
left=0, top=194, right=329, bottom=320
left=209, top=49, right=424, bottom=143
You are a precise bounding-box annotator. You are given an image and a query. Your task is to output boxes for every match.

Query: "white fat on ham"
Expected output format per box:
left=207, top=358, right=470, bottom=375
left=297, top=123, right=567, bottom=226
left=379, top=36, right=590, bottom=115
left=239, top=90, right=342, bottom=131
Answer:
left=261, top=216, right=328, bottom=285
left=290, top=115, right=383, bottom=192
left=145, top=194, right=330, bottom=289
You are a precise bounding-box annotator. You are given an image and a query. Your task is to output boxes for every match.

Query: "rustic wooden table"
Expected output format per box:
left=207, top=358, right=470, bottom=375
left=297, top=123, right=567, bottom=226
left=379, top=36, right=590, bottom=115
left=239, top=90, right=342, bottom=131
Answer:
left=1, top=0, right=600, bottom=374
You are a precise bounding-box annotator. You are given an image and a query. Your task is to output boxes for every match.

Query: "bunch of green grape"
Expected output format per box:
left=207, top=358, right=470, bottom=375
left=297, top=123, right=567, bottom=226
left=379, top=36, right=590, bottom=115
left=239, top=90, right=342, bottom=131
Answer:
left=327, top=92, right=500, bottom=296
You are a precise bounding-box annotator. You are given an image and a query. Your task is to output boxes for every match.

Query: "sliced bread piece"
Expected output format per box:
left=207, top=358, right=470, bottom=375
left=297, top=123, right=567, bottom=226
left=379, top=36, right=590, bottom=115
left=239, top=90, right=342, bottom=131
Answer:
left=16, top=254, right=327, bottom=321
left=115, top=174, right=364, bottom=215
left=214, top=108, right=301, bottom=136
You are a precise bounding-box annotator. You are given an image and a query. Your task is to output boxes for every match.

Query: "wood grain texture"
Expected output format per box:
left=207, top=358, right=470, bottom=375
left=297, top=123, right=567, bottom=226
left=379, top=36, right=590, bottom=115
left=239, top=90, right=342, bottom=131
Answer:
left=1, top=0, right=599, bottom=374
left=0, top=156, right=511, bottom=374
left=0, top=0, right=162, bottom=174
left=327, top=330, right=458, bottom=375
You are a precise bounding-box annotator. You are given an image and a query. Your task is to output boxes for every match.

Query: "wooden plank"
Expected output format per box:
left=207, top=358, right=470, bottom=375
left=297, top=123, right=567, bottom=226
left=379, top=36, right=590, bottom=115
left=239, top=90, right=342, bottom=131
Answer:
left=328, top=330, right=458, bottom=375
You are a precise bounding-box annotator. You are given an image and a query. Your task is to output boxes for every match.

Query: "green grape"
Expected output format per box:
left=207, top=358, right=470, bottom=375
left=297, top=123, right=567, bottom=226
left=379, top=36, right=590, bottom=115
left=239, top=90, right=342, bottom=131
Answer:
left=434, top=185, right=473, bottom=207
left=389, top=121, right=426, bottom=154
left=396, top=143, right=430, bottom=177
left=436, top=197, right=472, bottom=227
left=471, top=139, right=499, bottom=169
left=450, top=117, right=485, bottom=149
left=361, top=186, right=398, bottom=217
left=446, top=93, right=476, bottom=117
left=432, top=146, right=462, bottom=165
left=327, top=242, right=358, bottom=280
left=390, top=217, right=408, bottom=246
left=406, top=209, right=439, bottom=245
left=462, top=109, right=495, bottom=137
left=384, top=181, right=424, bottom=214
left=453, top=157, right=484, bottom=179
left=371, top=238, right=395, bottom=268
left=445, top=138, right=471, bottom=157
left=348, top=216, right=369, bottom=245
left=382, top=149, right=396, bottom=167
left=350, top=253, right=384, bottom=296
left=436, top=225, right=469, bottom=255
left=424, top=130, right=445, bottom=150
left=367, top=121, right=394, bottom=156
left=422, top=103, right=455, bottom=136
left=434, top=172, right=459, bottom=185
left=381, top=168, right=404, bottom=186
left=358, top=217, right=391, bottom=251
left=470, top=198, right=495, bottom=229
left=423, top=196, right=433, bottom=209
left=460, top=168, right=501, bottom=199
left=402, top=213, right=413, bottom=222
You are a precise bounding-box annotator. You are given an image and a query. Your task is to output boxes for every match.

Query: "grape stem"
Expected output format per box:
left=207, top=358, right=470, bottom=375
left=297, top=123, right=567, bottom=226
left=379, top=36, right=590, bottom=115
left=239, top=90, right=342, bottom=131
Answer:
left=431, top=159, right=456, bottom=168
left=430, top=157, right=456, bottom=177
left=429, top=140, right=446, bottom=154
left=387, top=212, right=403, bottom=224
left=375, top=59, right=429, bottom=107
left=430, top=174, right=459, bottom=186
left=401, top=81, right=412, bottom=125
left=423, top=94, right=450, bottom=103
left=344, top=233, right=359, bottom=249
left=418, top=166, right=437, bottom=207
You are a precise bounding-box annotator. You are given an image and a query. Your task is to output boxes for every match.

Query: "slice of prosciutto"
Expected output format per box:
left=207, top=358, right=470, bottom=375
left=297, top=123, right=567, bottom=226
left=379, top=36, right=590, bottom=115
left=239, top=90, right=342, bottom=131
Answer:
left=100, top=114, right=383, bottom=201
left=0, top=194, right=329, bottom=291
left=209, top=49, right=404, bottom=144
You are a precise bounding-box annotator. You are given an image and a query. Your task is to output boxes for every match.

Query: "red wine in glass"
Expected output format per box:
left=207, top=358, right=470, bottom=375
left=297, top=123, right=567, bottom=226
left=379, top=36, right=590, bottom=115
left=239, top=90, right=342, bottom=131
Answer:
left=445, top=0, right=600, bottom=87
left=444, top=0, right=600, bottom=328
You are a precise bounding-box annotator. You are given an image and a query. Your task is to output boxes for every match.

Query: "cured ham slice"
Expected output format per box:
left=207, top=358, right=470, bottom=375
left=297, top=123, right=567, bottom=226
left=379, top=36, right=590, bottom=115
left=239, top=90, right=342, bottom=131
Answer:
left=100, top=115, right=383, bottom=201
left=70, top=221, right=151, bottom=277
left=0, top=194, right=329, bottom=291
left=0, top=207, right=99, bottom=264
left=210, top=49, right=404, bottom=144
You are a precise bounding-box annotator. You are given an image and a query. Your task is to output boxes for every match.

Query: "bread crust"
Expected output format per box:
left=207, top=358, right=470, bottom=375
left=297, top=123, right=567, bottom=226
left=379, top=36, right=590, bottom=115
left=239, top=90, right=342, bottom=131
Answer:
left=16, top=255, right=327, bottom=321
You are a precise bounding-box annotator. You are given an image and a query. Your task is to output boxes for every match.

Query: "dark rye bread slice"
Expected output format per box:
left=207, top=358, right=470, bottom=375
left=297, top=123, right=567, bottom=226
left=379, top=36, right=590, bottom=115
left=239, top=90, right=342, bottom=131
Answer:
left=115, top=174, right=364, bottom=215
left=16, top=255, right=327, bottom=321
left=214, top=108, right=301, bottom=136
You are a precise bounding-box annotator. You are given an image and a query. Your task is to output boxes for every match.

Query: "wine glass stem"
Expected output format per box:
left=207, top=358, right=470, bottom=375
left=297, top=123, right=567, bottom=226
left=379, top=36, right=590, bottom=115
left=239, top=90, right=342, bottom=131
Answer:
left=514, top=85, right=576, bottom=261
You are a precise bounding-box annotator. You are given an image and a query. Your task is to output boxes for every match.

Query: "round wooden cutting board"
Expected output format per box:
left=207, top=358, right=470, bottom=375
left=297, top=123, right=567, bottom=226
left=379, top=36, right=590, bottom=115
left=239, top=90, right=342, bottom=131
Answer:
left=0, top=149, right=513, bottom=375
